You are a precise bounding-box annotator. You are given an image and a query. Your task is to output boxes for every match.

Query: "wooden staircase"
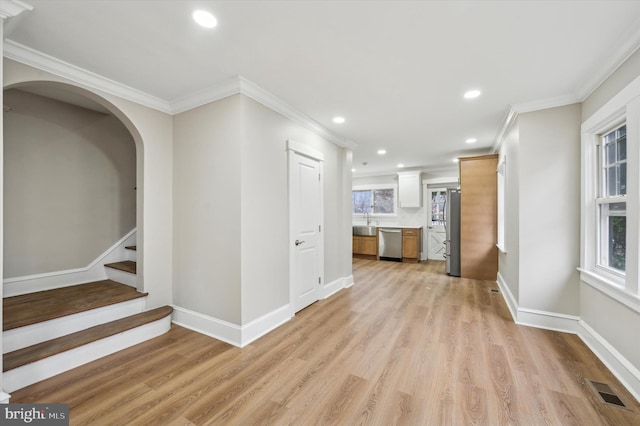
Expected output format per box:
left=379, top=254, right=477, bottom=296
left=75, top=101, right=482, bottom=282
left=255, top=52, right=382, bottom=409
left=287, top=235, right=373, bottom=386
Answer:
left=2, top=245, right=173, bottom=393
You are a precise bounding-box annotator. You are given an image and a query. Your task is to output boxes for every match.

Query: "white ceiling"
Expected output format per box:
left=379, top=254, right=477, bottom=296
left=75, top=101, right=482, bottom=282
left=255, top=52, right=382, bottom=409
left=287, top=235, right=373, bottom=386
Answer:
left=4, top=0, right=640, bottom=176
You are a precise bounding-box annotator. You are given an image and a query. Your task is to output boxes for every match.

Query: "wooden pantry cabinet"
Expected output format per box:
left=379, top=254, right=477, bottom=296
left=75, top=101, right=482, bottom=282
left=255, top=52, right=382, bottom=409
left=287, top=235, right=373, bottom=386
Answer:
left=459, top=155, right=498, bottom=280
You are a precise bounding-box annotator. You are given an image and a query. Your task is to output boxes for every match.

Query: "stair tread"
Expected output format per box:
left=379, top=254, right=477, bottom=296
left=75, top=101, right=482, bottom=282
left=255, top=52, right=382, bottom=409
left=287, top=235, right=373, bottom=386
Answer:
left=3, top=306, right=173, bottom=372
left=125, top=245, right=137, bottom=251
left=3, top=280, right=147, bottom=331
left=104, top=260, right=136, bottom=274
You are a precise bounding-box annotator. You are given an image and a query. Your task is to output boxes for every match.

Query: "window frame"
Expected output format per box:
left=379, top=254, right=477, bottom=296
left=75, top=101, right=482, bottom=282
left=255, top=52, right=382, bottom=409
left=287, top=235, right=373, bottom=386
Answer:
left=580, top=75, right=640, bottom=312
left=352, top=184, right=398, bottom=217
left=595, top=124, right=627, bottom=276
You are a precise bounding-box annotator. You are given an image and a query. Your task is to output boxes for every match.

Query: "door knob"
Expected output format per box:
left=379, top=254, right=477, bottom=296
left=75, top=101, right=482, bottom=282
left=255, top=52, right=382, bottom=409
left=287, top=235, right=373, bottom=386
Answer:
left=295, top=240, right=305, bottom=246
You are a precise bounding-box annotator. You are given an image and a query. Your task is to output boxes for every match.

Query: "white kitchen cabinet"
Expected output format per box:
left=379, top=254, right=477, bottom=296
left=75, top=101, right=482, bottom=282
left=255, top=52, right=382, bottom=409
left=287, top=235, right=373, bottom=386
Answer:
left=397, top=171, right=422, bottom=208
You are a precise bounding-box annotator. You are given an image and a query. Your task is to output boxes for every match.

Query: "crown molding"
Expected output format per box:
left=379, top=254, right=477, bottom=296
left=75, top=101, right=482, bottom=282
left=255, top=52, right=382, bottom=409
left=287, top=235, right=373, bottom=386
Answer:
left=169, top=76, right=242, bottom=115
left=0, top=0, right=32, bottom=20
left=171, top=75, right=357, bottom=149
left=3, top=40, right=355, bottom=150
left=3, top=40, right=173, bottom=114
left=492, top=93, right=583, bottom=154
left=238, top=77, right=357, bottom=150
left=576, top=16, right=640, bottom=101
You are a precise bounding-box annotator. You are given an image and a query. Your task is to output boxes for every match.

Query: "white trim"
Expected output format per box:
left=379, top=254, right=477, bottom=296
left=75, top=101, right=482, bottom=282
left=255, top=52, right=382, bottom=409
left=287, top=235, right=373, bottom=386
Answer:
left=498, top=258, right=640, bottom=402
left=3, top=298, right=146, bottom=353
left=105, top=266, right=137, bottom=288
left=577, top=320, right=640, bottom=403
left=3, top=43, right=357, bottom=151
left=579, top=268, right=640, bottom=314
left=580, top=75, right=640, bottom=303
left=496, top=272, right=579, bottom=333
left=516, top=308, right=580, bottom=334
left=170, top=76, right=242, bottom=114
left=171, top=305, right=241, bottom=347
left=240, top=305, right=292, bottom=347
left=0, top=392, right=11, bottom=404
left=3, top=229, right=137, bottom=296
left=3, top=40, right=171, bottom=113
left=0, top=0, right=32, bottom=19
left=3, top=315, right=171, bottom=393
left=287, top=139, right=325, bottom=162
left=320, top=276, right=351, bottom=300
left=171, top=304, right=293, bottom=348
left=242, top=78, right=356, bottom=150
left=496, top=272, right=518, bottom=322
left=576, top=17, right=640, bottom=101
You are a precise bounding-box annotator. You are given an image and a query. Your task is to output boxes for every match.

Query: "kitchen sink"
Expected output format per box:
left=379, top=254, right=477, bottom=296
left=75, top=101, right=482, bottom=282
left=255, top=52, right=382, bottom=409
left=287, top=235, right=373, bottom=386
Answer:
left=353, top=225, right=377, bottom=236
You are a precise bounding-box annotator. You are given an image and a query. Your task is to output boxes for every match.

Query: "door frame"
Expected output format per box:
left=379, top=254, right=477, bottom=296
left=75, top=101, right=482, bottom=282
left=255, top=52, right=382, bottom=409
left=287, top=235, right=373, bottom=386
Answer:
left=422, top=177, right=459, bottom=261
left=287, top=139, right=324, bottom=316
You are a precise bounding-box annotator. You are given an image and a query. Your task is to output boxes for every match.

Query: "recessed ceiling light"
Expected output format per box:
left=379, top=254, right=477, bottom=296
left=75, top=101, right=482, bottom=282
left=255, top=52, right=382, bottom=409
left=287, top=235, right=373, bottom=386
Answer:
left=463, top=89, right=481, bottom=99
left=333, top=116, right=345, bottom=124
left=466, top=138, right=477, bottom=144
left=351, top=168, right=356, bottom=172
left=453, top=158, right=460, bottom=163
left=397, top=164, right=405, bottom=168
left=377, top=149, right=387, bottom=155
left=193, top=10, right=217, bottom=28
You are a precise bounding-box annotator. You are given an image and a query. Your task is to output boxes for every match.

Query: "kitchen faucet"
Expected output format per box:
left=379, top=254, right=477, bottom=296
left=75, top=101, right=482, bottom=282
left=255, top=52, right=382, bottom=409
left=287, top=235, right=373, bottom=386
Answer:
left=364, top=211, right=371, bottom=225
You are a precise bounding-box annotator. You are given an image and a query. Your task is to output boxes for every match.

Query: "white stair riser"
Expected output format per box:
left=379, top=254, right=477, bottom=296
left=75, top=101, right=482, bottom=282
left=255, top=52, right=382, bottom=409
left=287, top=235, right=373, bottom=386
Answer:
left=3, top=315, right=172, bottom=393
left=3, top=298, right=146, bottom=353
left=126, top=249, right=137, bottom=262
left=105, top=268, right=137, bottom=287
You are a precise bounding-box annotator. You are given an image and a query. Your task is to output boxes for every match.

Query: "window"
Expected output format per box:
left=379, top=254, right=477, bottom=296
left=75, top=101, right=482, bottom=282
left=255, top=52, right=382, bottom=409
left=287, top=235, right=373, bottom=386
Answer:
left=580, top=73, right=639, bottom=304
left=430, top=190, right=447, bottom=225
left=352, top=186, right=396, bottom=215
left=598, top=125, right=626, bottom=273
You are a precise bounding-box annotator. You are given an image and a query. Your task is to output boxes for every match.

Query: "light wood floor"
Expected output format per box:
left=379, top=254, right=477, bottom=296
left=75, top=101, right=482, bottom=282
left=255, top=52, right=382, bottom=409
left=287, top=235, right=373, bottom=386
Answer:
left=10, top=259, right=640, bottom=425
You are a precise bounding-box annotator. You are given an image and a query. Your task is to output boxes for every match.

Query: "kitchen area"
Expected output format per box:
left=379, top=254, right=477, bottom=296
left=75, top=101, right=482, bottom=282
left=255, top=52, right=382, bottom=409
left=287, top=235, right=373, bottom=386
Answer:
left=352, top=156, right=498, bottom=281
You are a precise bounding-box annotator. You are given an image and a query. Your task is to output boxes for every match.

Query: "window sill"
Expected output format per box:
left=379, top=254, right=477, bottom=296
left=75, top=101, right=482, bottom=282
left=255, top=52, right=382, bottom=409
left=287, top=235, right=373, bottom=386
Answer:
left=578, top=267, right=640, bottom=314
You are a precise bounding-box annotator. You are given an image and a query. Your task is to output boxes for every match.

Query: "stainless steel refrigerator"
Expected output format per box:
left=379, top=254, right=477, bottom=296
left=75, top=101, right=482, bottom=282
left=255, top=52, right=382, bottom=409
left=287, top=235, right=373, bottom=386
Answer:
left=445, top=188, right=461, bottom=276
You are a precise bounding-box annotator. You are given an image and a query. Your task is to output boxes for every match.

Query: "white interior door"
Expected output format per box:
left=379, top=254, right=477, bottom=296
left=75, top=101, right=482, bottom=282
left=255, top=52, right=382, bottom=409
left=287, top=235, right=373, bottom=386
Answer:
left=290, top=150, right=323, bottom=312
left=427, top=188, right=447, bottom=260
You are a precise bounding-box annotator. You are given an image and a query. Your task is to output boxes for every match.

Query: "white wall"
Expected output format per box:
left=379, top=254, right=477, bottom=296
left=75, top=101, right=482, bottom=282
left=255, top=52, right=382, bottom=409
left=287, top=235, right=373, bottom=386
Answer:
left=241, top=95, right=351, bottom=322
left=579, top=49, right=640, bottom=396
left=173, top=95, right=243, bottom=324
left=3, top=59, right=174, bottom=310
left=518, top=104, right=582, bottom=316
left=3, top=89, right=136, bottom=278
left=173, top=93, right=353, bottom=328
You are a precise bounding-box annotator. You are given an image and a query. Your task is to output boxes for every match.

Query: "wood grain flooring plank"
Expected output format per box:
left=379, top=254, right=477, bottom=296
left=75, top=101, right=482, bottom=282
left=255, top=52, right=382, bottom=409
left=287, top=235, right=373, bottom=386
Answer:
left=9, top=258, right=639, bottom=425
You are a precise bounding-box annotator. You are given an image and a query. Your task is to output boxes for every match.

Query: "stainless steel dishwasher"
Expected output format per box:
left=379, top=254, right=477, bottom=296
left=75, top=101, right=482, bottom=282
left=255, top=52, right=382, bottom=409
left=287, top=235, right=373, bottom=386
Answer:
left=378, top=228, right=402, bottom=261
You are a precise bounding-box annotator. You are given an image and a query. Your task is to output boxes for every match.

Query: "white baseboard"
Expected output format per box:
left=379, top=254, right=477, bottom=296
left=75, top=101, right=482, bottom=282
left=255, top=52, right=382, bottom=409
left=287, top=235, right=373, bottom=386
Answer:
left=321, top=275, right=352, bottom=299
left=3, top=298, right=146, bottom=353
left=496, top=272, right=518, bottom=322
left=172, top=274, right=353, bottom=348
left=578, top=320, right=640, bottom=403
left=515, top=308, right=580, bottom=334
left=171, top=306, right=242, bottom=347
left=3, top=314, right=171, bottom=393
left=3, top=229, right=137, bottom=297
left=241, top=305, right=292, bottom=347
left=0, top=392, right=10, bottom=404
left=171, top=304, right=292, bottom=348
left=497, top=272, right=640, bottom=402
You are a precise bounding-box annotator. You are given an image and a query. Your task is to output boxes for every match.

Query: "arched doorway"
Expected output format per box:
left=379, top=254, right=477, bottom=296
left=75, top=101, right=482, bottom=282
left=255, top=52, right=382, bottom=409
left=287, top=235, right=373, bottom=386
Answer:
left=2, top=81, right=145, bottom=293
